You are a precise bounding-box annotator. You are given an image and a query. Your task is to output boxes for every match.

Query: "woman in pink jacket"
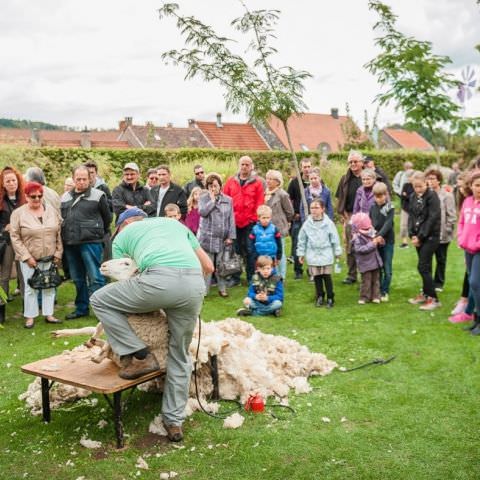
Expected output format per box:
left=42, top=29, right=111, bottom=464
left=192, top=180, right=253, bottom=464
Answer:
left=457, top=170, right=480, bottom=335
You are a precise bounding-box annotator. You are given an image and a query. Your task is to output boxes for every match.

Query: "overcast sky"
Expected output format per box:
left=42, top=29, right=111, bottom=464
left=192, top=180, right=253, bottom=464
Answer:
left=1, top=0, right=479, bottom=130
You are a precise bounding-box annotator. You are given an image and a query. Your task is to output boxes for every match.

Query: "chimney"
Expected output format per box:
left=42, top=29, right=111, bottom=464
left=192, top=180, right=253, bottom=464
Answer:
left=31, top=128, right=40, bottom=145
left=80, top=127, right=91, bottom=148
left=188, top=118, right=196, bottom=128
left=216, top=112, right=223, bottom=128
left=119, top=116, right=133, bottom=131
left=331, top=108, right=339, bottom=119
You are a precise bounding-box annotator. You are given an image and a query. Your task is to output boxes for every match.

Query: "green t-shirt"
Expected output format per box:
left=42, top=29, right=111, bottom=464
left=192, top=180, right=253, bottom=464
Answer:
left=112, top=218, right=201, bottom=271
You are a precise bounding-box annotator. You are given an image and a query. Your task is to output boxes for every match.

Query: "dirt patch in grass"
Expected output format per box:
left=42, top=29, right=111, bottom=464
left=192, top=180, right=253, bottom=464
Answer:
left=92, top=448, right=109, bottom=460
left=133, top=432, right=170, bottom=450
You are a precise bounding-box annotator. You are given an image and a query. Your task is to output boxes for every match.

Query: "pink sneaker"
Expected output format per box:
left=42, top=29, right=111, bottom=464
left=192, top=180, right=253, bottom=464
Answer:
left=450, top=299, right=468, bottom=316
left=448, top=312, right=474, bottom=324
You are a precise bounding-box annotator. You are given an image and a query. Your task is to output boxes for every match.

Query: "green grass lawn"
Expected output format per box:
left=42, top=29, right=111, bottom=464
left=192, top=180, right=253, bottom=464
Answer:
left=0, top=234, right=478, bottom=480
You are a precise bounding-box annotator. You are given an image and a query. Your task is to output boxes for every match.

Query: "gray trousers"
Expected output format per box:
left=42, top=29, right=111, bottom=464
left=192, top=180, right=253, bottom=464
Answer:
left=90, top=267, right=206, bottom=426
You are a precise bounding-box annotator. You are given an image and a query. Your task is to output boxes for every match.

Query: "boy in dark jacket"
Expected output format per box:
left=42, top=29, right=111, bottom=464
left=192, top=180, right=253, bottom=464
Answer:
left=408, top=171, right=441, bottom=310
left=351, top=212, right=383, bottom=304
left=369, top=182, right=395, bottom=302
left=237, top=256, right=283, bottom=317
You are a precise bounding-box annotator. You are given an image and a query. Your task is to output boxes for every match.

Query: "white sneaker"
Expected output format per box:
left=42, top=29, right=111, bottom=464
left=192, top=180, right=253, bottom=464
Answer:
left=419, top=298, right=442, bottom=311
left=372, top=298, right=381, bottom=304
left=381, top=294, right=389, bottom=302
left=358, top=299, right=366, bottom=305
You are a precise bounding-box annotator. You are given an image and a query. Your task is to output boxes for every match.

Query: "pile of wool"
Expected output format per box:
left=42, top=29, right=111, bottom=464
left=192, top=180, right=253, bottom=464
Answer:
left=20, top=318, right=336, bottom=415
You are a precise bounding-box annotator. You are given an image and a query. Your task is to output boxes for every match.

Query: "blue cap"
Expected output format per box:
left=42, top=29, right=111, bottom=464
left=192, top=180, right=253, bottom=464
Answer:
left=116, top=207, right=148, bottom=226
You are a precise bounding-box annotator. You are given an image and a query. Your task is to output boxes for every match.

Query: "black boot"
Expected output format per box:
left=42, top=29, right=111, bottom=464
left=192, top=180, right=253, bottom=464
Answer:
left=0, top=304, right=4, bottom=324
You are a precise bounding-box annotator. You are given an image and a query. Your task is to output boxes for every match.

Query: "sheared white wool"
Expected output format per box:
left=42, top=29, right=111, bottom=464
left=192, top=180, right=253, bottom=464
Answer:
left=223, top=412, right=245, bottom=429
left=79, top=437, right=102, bottom=449
left=148, top=414, right=167, bottom=436
left=21, top=259, right=337, bottom=419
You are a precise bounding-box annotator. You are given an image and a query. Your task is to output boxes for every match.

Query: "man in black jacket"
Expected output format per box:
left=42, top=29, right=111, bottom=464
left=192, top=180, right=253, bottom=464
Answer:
left=112, top=162, right=156, bottom=220
left=287, top=158, right=312, bottom=279
left=84, top=161, right=113, bottom=212
left=150, top=164, right=188, bottom=217
left=61, top=165, right=112, bottom=319
left=335, top=150, right=364, bottom=284
left=183, top=164, right=206, bottom=198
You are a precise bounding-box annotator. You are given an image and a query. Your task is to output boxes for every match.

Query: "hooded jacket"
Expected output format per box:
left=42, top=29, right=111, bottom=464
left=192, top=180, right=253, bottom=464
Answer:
left=457, top=195, right=480, bottom=254
left=223, top=174, right=264, bottom=228
left=296, top=215, right=342, bottom=267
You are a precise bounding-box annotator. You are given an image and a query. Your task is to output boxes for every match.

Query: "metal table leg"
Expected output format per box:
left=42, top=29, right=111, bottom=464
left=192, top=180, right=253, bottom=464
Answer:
left=41, top=377, right=51, bottom=423
left=113, top=391, right=124, bottom=449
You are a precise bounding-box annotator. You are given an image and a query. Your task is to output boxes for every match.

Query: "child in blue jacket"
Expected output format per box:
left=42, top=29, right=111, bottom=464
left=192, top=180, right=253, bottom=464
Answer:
left=249, top=205, right=282, bottom=264
left=237, top=255, right=283, bottom=317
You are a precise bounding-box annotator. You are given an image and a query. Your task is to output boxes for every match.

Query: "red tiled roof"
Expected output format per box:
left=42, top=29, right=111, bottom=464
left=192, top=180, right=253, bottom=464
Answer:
left=195, top=121, right=270, bottom=151
left=382, top=128, right=433, bottom=150
left=266, top=113, right=355, bottom=153
left=127, top=125, right=211, bottom=149
left=0, top=128, right=31, bottom=145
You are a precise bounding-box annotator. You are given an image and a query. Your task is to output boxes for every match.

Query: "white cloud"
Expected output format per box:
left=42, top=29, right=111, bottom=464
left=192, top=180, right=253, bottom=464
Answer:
left=0, top=0, right=478, bottom=129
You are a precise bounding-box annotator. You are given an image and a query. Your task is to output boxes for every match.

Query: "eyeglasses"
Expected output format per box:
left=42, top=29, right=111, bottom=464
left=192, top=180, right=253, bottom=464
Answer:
left=28, top=195, right=43, bottom=199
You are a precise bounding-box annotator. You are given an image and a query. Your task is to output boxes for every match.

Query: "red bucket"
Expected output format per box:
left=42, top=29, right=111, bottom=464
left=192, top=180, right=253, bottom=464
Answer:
left=244, top=394, right=265, bottom=413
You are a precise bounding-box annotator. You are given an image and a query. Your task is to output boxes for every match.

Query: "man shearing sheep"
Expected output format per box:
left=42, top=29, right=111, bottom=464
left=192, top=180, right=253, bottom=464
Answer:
left=90, top=207, right=214, bottom=442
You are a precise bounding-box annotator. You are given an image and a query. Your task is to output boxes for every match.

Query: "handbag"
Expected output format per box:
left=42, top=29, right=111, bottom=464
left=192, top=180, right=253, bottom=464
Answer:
left=216, top=244, right=242, bottom=277
left=28, top=258, right=63, bottom=290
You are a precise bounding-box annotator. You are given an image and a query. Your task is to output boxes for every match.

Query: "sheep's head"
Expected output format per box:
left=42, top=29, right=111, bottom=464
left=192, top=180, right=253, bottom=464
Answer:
left=100, top=258, right=138, bottom=281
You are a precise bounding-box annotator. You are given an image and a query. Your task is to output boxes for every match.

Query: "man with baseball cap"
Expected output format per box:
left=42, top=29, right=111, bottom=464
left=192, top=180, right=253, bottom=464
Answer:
left=112, top=162, right=156, bottom=221
left=90, top=211, right=214, bottom=442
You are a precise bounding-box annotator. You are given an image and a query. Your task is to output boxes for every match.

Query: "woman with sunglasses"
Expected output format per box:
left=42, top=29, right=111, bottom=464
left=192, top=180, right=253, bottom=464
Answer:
left=10, top=181, right=63, bottom=328
left=0, top=166, right=26, bottom=319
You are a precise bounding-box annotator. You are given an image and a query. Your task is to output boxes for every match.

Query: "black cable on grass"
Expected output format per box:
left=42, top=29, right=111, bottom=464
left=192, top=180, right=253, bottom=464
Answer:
left=193, top=315, right=296, bottom=420
left=339, top=355, right=397, bottom=372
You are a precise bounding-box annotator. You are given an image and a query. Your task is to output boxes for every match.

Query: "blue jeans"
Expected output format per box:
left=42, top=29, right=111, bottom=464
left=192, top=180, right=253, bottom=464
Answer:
left=465, top=252, right=480, bottom=317
left=64, top=243, right=106, bottom=315
left=247, top=298, right=282, bottom=316
left=378, top=243, right=394, bottom=295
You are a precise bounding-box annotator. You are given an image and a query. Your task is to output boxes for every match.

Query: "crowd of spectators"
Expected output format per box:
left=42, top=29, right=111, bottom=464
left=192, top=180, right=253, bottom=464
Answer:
left=0, top=152, right=479, bottom=334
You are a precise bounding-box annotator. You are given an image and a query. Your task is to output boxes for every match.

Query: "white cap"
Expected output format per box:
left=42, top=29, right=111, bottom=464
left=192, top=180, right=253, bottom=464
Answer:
left=123, top=162, right=139, bottom=172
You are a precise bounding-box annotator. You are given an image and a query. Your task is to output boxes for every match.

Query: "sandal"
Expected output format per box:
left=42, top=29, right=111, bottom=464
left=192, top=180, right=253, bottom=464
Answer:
left=24, top=318, right=35, bottom=329
left=45, top=316, right=62, bottom=324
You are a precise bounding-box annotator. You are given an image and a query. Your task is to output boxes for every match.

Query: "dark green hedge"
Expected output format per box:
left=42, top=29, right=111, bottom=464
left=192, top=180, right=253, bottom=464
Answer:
left=0, top=146, right=458, bottom=187
left=327, top=150, right=458, bottom=182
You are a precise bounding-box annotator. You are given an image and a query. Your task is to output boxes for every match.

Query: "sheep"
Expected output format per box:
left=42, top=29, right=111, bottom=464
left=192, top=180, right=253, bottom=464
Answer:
left=21, top=258, right=337, bottom=415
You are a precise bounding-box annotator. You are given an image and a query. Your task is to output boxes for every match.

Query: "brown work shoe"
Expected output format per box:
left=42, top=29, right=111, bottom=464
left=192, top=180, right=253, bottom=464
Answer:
left=118, top=353, right=160, bottom=379
left=162, top=421, right=184, bottom=442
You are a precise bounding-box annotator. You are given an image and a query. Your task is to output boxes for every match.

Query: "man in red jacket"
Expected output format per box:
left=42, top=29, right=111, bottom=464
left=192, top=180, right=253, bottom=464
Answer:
left=223, top=156, right=264, bottom=282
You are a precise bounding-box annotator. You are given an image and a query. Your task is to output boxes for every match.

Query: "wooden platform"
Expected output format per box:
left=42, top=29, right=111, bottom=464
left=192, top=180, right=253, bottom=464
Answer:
left=22, top=353, right=164, bottom=394
left=22, top=353, right=164, bottom=448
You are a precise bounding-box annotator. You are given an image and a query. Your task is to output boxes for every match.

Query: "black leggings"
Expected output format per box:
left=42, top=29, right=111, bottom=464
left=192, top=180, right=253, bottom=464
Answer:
left=314, top=274, right=334, bottom=300
left=416, top=240, right=439, bottom=299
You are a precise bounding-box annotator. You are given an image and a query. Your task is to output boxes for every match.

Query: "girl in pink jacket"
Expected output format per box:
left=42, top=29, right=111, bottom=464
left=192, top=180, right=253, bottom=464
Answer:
left=457, top=170, right=480, bottom=335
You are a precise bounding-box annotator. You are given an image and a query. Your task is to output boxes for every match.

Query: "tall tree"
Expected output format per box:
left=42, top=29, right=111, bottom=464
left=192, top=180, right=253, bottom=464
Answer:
left=365, top=1, right=461, bottom=161
left=158, top=2, right=312, bottom=213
